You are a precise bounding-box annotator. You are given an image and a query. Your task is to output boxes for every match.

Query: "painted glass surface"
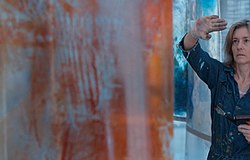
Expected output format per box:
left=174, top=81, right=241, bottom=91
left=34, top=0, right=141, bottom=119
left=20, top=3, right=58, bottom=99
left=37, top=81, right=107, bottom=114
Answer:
left=0, top=1, right=173, bottom=160
left=173, top=0, right=188, bottom=117
left=185, top=0, right=218, bottom=159
left=220, top=0, right=250, bottom=58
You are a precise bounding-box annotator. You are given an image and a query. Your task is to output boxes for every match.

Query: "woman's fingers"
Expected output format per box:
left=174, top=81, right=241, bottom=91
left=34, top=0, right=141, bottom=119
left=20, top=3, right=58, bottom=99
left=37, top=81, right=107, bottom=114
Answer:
left=191, top=15, right=227, bottom=40
left=238, top=124, right=250, bottom=132
left=208, top=15, right=219, bottom=19
left=202, top=16, right=227, bottom=33
left=238, top=124, right=250, bottom=142
left=209, top=18, right=227, bottom=31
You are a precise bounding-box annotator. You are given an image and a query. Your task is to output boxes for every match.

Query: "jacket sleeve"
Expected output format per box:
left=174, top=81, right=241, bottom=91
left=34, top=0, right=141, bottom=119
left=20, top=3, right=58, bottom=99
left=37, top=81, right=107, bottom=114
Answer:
left=177, top=34, right=223, bottom=89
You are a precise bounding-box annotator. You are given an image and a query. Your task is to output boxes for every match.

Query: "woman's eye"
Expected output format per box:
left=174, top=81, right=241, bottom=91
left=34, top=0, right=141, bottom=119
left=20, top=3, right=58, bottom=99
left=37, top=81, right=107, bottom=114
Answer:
left=244, top=39, right=250, bottom=43
left=232, top=39, right=238, bottom=44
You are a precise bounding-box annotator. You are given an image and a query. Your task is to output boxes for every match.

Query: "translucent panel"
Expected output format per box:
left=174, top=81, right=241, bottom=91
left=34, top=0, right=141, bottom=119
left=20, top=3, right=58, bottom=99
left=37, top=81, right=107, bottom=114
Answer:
left=184, top=0, right=219, bottom=159
left=220, top=0, right=250, bottom=58
left=185, top=131, right=211, bottom=159
left=173, top=0, right=188, bottom=117
left=186, top=0, right=219, bottom=135
left=0, top=1, right=173, bottom=160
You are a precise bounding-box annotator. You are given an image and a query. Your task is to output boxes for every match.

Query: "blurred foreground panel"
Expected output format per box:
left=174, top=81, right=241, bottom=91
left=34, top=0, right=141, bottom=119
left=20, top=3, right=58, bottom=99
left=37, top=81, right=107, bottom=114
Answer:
left=0, top=1, right=173, bottom=160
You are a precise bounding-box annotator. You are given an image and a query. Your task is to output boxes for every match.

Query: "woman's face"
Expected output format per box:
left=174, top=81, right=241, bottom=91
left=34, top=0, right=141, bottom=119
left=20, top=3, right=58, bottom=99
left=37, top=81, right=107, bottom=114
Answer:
left=231, top=26, right=250, bottom=65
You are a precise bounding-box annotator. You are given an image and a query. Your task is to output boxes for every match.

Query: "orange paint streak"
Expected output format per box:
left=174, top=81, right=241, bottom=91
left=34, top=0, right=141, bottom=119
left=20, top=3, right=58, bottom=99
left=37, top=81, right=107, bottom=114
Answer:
left=142, top=0, right=173, bottom=159
left=108, top=85, right=128, bottom=160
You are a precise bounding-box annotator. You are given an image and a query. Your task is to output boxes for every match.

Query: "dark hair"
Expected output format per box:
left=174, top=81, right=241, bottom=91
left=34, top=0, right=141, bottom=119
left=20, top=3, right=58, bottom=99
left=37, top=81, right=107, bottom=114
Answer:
left=224, top=19, right=250, bottom=66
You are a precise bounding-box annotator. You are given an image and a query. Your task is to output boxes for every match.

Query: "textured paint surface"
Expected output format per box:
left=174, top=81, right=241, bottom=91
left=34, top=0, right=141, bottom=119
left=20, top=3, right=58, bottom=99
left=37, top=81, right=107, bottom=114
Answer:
left=0, top=0, right=173, bottom=160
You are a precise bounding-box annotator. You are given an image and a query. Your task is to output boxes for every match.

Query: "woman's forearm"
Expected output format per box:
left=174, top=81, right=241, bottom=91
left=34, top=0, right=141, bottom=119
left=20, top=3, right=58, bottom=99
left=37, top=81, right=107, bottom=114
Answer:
left=183, top=32, right=198, bottom=50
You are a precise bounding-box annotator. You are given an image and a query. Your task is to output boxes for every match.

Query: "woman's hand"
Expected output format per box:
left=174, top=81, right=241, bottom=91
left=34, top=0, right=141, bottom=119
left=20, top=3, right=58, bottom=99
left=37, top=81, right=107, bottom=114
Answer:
left=191, top=15, right=227, bottom=40
left=238, top=122, right=250, bottom=143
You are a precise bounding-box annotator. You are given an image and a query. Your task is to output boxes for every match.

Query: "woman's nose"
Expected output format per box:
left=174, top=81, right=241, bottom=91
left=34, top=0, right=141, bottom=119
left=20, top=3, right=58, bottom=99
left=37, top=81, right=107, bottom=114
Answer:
left=236, top=40, right=244, bottom=49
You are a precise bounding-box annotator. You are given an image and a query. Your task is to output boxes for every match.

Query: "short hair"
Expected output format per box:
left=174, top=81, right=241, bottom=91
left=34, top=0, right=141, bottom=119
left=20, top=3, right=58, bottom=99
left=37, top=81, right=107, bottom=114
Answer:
left=224, top=19, right=250, bottom=66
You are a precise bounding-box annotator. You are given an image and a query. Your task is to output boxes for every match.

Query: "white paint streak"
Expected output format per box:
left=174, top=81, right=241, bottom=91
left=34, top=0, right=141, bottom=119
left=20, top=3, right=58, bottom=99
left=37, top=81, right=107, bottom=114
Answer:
left=115, top=1, right=150, bottom=159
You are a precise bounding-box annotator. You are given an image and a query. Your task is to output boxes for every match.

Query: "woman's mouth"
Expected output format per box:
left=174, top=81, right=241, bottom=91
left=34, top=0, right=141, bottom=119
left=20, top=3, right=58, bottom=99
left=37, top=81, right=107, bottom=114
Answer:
left=236, top=54, right=245, bottom=57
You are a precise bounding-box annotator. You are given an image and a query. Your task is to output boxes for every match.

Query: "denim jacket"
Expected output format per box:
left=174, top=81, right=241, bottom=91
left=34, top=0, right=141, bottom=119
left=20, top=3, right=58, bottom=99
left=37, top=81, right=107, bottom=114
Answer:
left=178, top=36, right=250, bottom=160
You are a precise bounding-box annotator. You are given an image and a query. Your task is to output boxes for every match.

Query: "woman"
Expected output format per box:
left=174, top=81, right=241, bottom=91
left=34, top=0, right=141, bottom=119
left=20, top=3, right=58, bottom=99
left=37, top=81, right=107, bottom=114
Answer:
left=178, top=15, right=250, bottom=159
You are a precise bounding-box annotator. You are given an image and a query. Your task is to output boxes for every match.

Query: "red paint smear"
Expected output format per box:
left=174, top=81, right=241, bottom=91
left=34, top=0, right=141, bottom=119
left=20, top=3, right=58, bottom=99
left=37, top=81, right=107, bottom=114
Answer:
left=58, top=0, right=100, bottom=17
left=85, top=52, right=99, bottom=113
left=27, top=49, right=53, bottom=145
left=55, top=50, right=99, bottom=111
left=0, top=20, right=57, bottom=48
left=1, top=1, right=108, bottom=159
left=56, top=2, right=101, bottom=112
left=64, top=55, right=81, bottom=108
left=4, top=1, right=54, bottom=15
left=108, top=86, right=128, bottom=160
left=75, top=0, right=99, bottom=16
left=60, top=125, right=72, bottom=160
left=51, top=120, right=109, bottom=159
left=51, top=0, right=101, bottom=111
left=0, top=1, right=57, bottom=48
left=86, top=4, right=101, bottom=113
left=1, top=3, right=58, bottom=147
left=50, top=1, right=108, bottom=159
left=58, top=0, right=75, bottom=17
left=5, top=0, right=26, bottom=12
